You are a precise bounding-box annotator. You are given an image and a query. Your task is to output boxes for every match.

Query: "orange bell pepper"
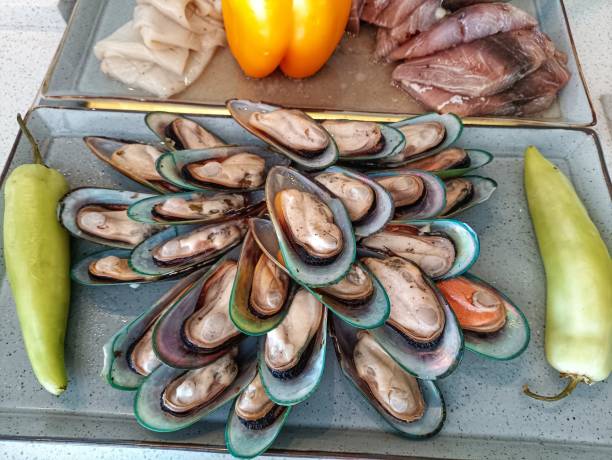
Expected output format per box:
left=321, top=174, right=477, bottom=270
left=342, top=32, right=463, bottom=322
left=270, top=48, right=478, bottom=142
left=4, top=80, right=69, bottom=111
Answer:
left=222, top=0, right=351, bottom=79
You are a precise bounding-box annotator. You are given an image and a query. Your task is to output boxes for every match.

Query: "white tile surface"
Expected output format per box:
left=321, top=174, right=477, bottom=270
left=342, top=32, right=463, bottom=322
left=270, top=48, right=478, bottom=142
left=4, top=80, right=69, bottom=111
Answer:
left=0, top=1, right=610, bottom=459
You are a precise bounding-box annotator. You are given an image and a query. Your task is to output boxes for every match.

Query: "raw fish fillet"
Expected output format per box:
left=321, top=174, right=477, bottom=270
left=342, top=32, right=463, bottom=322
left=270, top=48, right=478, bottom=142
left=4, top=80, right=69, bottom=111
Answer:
left=94, top=21, right=190, bottom=76
left=390, top=3, right=537, bottom=61
left=375, top=0, right=445, bottom=59
left=398, top=56, right=570, bottom=117
left=392, top=29, right=555, bottom=97
left=100, top=47, right=217, bottom=99
left=136, top=0, right=222, bottom=33
left=362, top=0, right=428, bottom=28
left=347, top=0, right=366, bottom=34
left=442, top=0, right=508, bottom=11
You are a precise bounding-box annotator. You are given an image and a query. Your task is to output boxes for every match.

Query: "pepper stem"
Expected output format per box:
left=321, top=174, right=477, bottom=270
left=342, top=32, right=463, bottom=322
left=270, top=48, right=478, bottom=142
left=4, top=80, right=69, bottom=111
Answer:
left=523, top=374, right=586, bottom=402
left=16, top=114, right=44, bottom=166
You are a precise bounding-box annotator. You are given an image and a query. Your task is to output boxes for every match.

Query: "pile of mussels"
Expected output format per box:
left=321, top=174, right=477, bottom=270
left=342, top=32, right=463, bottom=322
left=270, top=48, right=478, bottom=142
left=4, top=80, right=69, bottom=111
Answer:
left=61, top=100, right=530, bottom=458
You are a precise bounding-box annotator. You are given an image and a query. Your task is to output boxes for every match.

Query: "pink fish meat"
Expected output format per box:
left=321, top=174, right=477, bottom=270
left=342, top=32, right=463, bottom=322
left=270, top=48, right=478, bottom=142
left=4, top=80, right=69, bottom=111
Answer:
left=362, top=0, right=428, bottom=28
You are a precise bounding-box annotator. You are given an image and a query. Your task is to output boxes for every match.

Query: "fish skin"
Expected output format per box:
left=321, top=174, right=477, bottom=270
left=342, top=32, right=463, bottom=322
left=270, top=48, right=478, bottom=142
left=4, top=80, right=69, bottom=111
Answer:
left=389, top=2, right=537, bottom=61
left=392, top=29, right=555, bottom=97
left=397, top=55, right=570, bottom=117
left=361, top=0, right=428, bottom=28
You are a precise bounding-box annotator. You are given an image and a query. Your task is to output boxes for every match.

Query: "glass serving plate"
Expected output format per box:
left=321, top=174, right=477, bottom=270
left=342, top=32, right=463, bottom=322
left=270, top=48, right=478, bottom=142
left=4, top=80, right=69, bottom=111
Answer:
left=0, top=107, right=610, bottom=459
left=40, top=0, right=595, bottom=126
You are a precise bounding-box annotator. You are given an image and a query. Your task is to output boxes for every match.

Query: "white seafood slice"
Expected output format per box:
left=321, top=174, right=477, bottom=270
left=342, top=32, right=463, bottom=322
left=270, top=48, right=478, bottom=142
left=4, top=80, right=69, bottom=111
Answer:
left=137, top=0, right=223, bottom=31
left=134, top=5, right=202, bottom=50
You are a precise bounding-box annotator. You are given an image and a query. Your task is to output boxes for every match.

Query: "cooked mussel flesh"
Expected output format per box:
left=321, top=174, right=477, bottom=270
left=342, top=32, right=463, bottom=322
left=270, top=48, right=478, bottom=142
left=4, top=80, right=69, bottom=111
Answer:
left=249, top=109, right=329, bottom=156
left=182, top=260, right=242, bottom=351
left=361, top=225, right=456, bottom=278
left=166, top=118, right=224, bottom=150
left=354, top=331, right=425, bottom=422
left=110, top=144, right=164, bottom=181
left=235, top=373, right=285, bottom=430
left=184, top=153, right=266, bottom=189
left=318, top=264, right=374, bottom=305
left=161, top=348, right=239, bottom=415
left=274, top=189, right=343, bottom=265
left=77, top=205, right=155, bottom=246
left=374, top=175, right=425, bottom=208
left=441, top=178, right=474, bottom=216
left=88, top=255, right=145, bottom=282
left=363, top=257, right=445, bottom=345
left=321, top=120, right=384, bottom=157
left=153, top=193, right=246, bottom=221
left=153, top=220, right=247, bottom=266
left=437, top=277, right=506, bottom=333
left=314, top=172, right=375, bottom=222
left=250, top=254, right=291, bottom=319
left=128, top=326, right=161, bottom=376
left=406, top=148, right=469, bottom=172
left=385, top=122, right=445, bottom=163
left=264, top=288, right=323, bottom=379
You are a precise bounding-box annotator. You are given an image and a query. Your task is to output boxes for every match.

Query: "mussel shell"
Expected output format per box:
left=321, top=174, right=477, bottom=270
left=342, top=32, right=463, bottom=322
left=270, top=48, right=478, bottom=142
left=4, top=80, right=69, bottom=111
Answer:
left=365, top=219, right=480, bottom=280
left=101, top=269, right=206, bottom=390
left=367, top=170, right=446, bottom=220
left=440, top=176, right=497, bottom=217
left=360, top=250, right=464, bottom=380
left=226, top=397, right=292, bottom=459
left=429, top=149, right=493, bottom=179
left=258, top=308, right=327, bottom=406
left=266, top=166, right=356, bottom=287
left=315, top=166, right=394, bottom=238
left=329, top=316, right=445, bottom=438
left=325, top=120, right=405, bottom=162
left=383, top=113, right=463, bottom=167
left=144, top=112, right=226, bottom=150
left=128, top=190, right=265, bottom=226
left=227, top=99, right=339, bottom=171
left=153, top=247, right=245, bottom=368
left=72, top=249, right=163, bottom=286
left=134, top=338, right=258, bottom=432
left=157, top=145, right=290, bottom=192
left=250, top=218, right=390, bottom=330
left=129, top=219, right=246, bottom=276
left=230, top=229, right=297, bottom=336
left=83, top=136, right=176, bottom=194
left=58, top=187, right=157, bottom=249
left=440, top=273, right=530, bottom=361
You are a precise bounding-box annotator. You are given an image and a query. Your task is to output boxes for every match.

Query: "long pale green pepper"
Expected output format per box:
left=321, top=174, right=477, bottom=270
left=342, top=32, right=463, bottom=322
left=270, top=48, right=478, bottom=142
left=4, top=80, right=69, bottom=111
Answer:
left=523, top=146, right=611, bottom=401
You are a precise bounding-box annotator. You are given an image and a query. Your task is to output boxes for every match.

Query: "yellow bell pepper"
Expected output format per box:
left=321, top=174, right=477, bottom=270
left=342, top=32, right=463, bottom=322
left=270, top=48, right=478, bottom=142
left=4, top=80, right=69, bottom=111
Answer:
left=222, top=0, right=351, bottom=79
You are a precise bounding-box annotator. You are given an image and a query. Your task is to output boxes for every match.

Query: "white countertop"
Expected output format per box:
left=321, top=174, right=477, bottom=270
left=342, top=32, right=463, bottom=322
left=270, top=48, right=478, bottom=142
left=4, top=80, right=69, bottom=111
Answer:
left=0, top=1, right=610, bottom=459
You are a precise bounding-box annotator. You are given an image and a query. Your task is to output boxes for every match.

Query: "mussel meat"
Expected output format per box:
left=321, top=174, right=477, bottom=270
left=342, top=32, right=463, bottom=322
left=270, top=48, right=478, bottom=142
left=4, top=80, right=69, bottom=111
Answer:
left=153, top=220, right=247, bottom=266
left=385, top=122, right=445, bottom=163
left=184, top=153, right=266, bottom=189
left=361, top=225, right=456, bottom=278
left=314, top=172, right=375, bottom=222
left=354, top=331, right=425, bottom=422
left=88, top=255, right=145, bottom=282
left=166, top=117, right=224, bottom=150
left=182, top=260, right=242, bottom=351
left=441, top=178, right=474, bottom=216
left=363, top=257, right=445, bottom=345
left=318, top=264, right=374, bottom=305
left=153, top=193, right=246, bottom=221
left=321, top=120, right=384, bottom=157
left=128, top=326, right=161, bottom=377
left=264, top=288, right=323, bottom=379
left=249, top=254, right=291, bottom=319
left=274, top=189, right=343, bottom=265
left=161, top=348, right=239, bottom=415
left=437, top=277, right=506, bottom=333
left=235, top=373, right=286, bottom=430
left=375, top=175, right=425, bottom=208
left=110, top=144, right=164, bottom=182
left=77, top=205, right=155, bottom=246
left=406, top=148, right=469, bottom=172
left=249, top=109, right=329, bottom=156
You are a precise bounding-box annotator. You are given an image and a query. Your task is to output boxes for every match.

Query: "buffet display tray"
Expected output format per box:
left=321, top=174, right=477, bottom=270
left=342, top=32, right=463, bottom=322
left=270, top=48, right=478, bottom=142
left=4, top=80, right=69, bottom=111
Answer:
left=0, top=107, right=610, bottom=460
left=40, top=0, right=595, bottom=127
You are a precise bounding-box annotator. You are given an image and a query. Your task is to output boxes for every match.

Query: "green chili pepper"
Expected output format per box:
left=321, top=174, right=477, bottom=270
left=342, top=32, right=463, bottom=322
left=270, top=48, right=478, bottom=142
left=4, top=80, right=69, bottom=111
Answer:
left=523, top=146, right=612, bottom=401
left=3, top=115, right=71, bottom=395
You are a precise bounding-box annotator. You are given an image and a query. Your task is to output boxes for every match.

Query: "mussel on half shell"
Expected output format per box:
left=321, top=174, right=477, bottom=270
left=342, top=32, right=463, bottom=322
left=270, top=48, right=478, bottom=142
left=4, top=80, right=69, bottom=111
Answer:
left=145, top=112, right=225, bottom=150
left=72, top=249, right=162, bottom=286
left=440, top=176, right=498, bottom=217
left=235, top=373, right=286, bottom=430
